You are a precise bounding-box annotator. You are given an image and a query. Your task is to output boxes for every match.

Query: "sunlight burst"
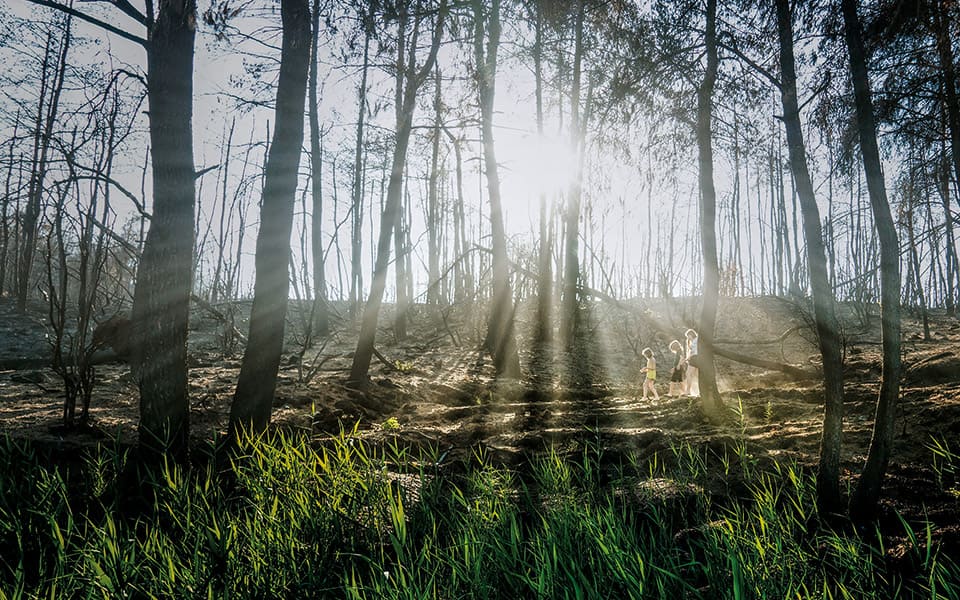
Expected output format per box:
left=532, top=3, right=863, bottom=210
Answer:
left=514, top=134, right=579, bottom=202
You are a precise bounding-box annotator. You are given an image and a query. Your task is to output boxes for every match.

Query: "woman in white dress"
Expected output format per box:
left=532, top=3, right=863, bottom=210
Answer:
left=683, top=329, right=699, bottom=397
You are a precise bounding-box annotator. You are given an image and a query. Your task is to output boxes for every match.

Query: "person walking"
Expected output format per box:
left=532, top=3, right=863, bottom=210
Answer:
left=641, top=347, right=660, bottom=401
left=684, top=329, right=700, bottom=397
left=668, top=339, right=685, bottom=398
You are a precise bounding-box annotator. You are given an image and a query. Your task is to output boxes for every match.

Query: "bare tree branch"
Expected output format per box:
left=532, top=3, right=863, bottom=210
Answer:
left=79, top=0, right=147, bottom=25
left=23, top=0, right=149, bottom=48
left=63, top=167, right=152, bottom=219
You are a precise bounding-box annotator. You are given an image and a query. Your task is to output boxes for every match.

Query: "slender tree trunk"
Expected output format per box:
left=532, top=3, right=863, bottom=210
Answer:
left=534, top=0, right=552, bottom=343
left=843, top=0, right=903, bottom=520
left=925, top=172, right=947, bottom=309
left=904, top=154, right=931, bottom=337
left=394, top=178, right=409, bottom=340
left=775, top=0, right=845, bottom=516
left=768, top=147, right=779, bottom=294
left=350, top=0, right=446, bottom=383
left=230, top=0, right=311, bottom=437
left=939, top=154, right=959, bottom=312
left=475, top=0, right=520, bottom=377
left=932, top=4, right=960, bottom=314
left=349, top=13, right=371, bottom=317
left=133, top=0, right=197, bottom=459
left=777, top=146, right=792, bottom=294
left=404, top=186, right=414, bottom=306
left=211, top=118, right=235, bottom=304
left=906, top=196, right=930, bottom=339
left=757, top=158, right=766, bottom=295
left=695, top=0, right=722, bottom=413
left=19, top=20, right=70, bottom=312
left=332, top=158, right=346, bottom=300
left=561, top=0, right=585, bottom=348
left=729, top=115, right=741, bottom=295
left=646, top=153, right=653, bottom=296
left=309, top=0, right=329, bottom=336
left=0, top=113, right=19, bottom=296
left=426, top=64, right=442, bottom=305
left=440, top=176, right=450, bottom=301
left=935, top=0, right=960, bottom=221
left=745, top=143, right=756, bottom=294
left=443, top=128, right=468, bottom=303
left=404, top=186, right=414, bottom=305
left=827, top=135, right=837, bottom=290
left=391, top=7, right=408, bottom=344
left=224, top=131, right=254, bottom=302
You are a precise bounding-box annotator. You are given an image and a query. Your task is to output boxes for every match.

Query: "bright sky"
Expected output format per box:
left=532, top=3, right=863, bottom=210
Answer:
left=3, top=0, right=828, bottom=303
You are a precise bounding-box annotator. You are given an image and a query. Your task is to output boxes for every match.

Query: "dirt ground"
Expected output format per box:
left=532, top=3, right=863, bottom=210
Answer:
left=2, top=295, right=960, bottom=528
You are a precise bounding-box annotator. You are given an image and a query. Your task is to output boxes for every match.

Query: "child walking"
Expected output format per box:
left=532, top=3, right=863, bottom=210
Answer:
left=641, top=347, right=660, bottom=401
left=668, top=339, right=685, bottom=398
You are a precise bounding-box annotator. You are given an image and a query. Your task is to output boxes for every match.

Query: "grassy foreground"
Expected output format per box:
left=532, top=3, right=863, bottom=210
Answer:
left=0, top=429, right=957, bottom=599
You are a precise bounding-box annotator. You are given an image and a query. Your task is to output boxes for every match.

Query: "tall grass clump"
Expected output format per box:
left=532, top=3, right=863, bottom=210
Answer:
left=927, top=436, right=959, bottom=495
left=0, top=430, right=958, bottom=599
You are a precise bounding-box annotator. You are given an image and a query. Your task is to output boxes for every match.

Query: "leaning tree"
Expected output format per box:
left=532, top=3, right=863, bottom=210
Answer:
left=229, top=0, right=313, bottom=439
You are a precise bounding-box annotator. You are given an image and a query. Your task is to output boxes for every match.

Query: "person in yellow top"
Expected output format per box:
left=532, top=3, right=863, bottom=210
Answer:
left=641, top=347, right=660, bottom=401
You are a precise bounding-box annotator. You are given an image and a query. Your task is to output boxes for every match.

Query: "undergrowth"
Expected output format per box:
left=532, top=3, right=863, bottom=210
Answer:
left=0, top=429, right=957, bottom=599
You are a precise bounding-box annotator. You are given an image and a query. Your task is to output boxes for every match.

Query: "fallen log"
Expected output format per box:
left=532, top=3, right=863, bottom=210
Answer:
left=189, top=294, right=247, bottom=344
left=372, top=347, right=398, bottom=372
left=714, top=325, right=804, bottom=346
left=582, top=291, right=819, bottom=380
left=555, top=276, right=817, bottom=379
left=711, top=346, right=817, bottom=380
left=475, top=246, right=820, bottom=381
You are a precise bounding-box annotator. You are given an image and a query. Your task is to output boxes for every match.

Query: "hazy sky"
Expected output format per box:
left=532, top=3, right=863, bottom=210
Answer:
left=3, top=0, right=774, bottom=301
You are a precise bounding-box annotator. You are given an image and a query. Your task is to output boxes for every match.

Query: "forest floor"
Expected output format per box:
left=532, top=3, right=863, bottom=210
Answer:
left=2, top=294, right=960, bottom=540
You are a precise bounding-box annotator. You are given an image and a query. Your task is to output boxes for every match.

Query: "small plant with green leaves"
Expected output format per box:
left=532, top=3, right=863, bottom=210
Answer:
left=734, top=395, right=747, bottom=435
left=927, top=435, right=958, bottom=496
left=393, top=360, right=414, bottom=373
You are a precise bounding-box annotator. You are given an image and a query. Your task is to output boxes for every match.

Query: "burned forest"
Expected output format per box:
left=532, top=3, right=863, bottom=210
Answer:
left=1, top=0, right=960, bottom=597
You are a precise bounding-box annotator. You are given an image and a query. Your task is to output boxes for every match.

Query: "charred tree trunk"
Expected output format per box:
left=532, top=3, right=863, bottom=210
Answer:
left=223, top=128, right=255, bottom=306
left=210, top=118, right=235, bottom=305
left=475, top=0, right=520, bottom=377
left=843, top=0, right=903, bottom=520
left=133, top=0, right=198, bottom=459
left=230, top=0, right=311, bottom=438
left=349, top=10, right=371, bottom=318
left=0, top=113, right=20, bottom=296
left=443, top=127, right=470, bottom=304
left=534, top=0, right=551, bottom=344
left=905, top=160, right=931, bottom=339
left=935, top=0, right=960, bottom=222
left=426, top=64, right=442, bottom=305
left=695, top=0, right=722, bottom=413
left=939, top=155, right=959, bottom=313
left=350, top=0, right=446, bottom=384
left=775, top=0, right=845, bottom=516
left=309, top=0, right=329, bottom=336
left=560, top=0, right=585, bottom=349
left=394, top=180, right=409, bottom=340
left=933, top=1, right=960, bottom=314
